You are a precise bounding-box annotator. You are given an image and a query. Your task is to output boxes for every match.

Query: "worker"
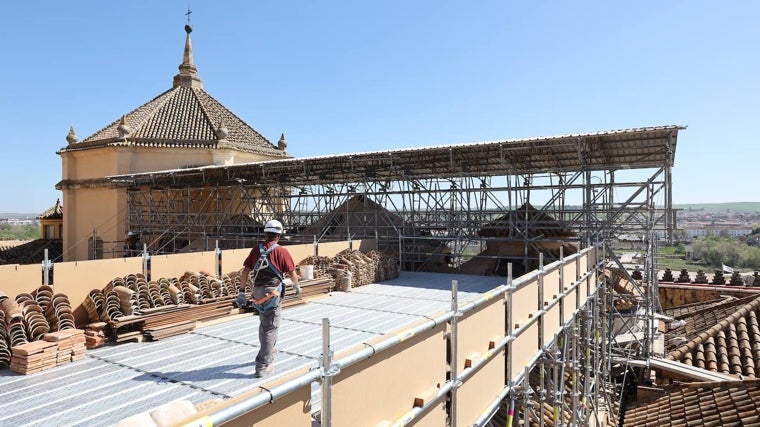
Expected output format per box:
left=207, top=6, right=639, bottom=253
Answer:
left=124, top=231, right=139, bottom=257
left=238, top=219, right=301, bottom=378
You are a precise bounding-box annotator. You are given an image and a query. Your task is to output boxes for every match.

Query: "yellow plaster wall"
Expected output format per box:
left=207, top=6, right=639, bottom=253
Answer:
left=0, top=240, right=364, bottom=326
left=511, top=279, right=539, bottom=327
left=64, top=187, right=122, bottom=262
left=183, top=370, right=313, bottom=427
left=543, top=303, right=561, bottom=348
left=455, top=298, right=507, bottom=425
left=456, top=350, right=506, bottom=426
left=331, top=321, right=448, bottom=426
left=0, top=264, right=42, bottom=298
left=457, top=299, right=505, bottom=372
left=510, top=322, right=539, bottom=382
left=150, top=251, right=216, bottom=280
left=544, top=269, right=561, bottom=303
left=39, top=218, right=63, bottom=239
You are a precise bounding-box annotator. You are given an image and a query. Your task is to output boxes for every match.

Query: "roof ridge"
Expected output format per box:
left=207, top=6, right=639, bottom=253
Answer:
left=674, top=294, right=757, bottom=320
left=667, top=295, right=760, bottom=361
left=192, top=89, right=275, bottom=148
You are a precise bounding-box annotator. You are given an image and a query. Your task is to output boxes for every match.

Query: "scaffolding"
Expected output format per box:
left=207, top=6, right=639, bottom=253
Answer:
left=110, top=125, right=683, bottom=425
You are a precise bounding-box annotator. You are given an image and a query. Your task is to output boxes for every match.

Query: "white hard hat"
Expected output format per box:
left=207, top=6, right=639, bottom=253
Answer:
left=264, top=219, right=284, bottom=234
left=127, top=231, right=136, bottom=237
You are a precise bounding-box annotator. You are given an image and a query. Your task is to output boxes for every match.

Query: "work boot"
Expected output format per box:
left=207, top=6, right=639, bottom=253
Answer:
left=254, top=364, right=275, bottom=378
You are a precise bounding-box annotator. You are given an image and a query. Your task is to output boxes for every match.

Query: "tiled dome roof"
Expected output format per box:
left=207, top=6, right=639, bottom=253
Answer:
left=59, top=24, right=287, bottom=158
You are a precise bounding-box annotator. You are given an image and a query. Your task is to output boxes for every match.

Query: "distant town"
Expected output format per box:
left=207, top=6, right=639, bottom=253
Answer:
left=676, top=206, right=760, bottom=241
left=0, top=217, right=38, bottom=226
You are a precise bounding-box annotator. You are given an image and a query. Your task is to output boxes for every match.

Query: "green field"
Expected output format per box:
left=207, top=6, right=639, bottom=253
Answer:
left=675, top=202, right=760, bottom=212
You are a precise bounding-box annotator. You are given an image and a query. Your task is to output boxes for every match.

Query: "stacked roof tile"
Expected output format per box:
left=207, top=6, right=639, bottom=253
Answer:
left=623, top=380, right=760, bottom=426
left=665, top=295, right=760, bottom=378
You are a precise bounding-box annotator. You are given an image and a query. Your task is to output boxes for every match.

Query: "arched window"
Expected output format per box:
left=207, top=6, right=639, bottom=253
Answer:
left=88, top=236, right=103, bottom=260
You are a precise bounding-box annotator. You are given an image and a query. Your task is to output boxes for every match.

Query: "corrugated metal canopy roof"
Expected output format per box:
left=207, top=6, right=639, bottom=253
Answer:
left=106, top=125, right=684, bottom=188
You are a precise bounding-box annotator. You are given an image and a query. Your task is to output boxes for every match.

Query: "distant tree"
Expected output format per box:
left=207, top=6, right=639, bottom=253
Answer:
left=691, top=236, right=760, bottom=270
left=0, top=224, right=38, bottom=241
left=673, top=229, right=688, bottom=242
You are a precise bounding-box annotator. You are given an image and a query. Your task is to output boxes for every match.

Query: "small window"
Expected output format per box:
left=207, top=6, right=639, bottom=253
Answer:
left=45, top=224, right=55, bottom=240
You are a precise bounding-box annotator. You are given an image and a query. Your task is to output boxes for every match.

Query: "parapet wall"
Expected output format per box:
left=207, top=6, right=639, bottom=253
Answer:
left=0, top=239, right=376, bottom=326
left=177, top=246, right=603, bottom=426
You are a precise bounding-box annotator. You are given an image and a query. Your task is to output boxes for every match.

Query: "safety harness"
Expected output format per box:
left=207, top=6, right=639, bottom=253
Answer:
left=251, top=243, right=284, bottom=312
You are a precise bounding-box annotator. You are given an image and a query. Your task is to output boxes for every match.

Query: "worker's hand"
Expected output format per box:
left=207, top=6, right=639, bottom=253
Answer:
left=235, top=291, right=247, bottom=308
left=293, top=282, right=302, bottom=298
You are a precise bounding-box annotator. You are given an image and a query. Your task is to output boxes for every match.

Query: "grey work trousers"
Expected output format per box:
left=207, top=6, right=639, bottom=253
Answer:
left=253, top=284, right=281, bottom=371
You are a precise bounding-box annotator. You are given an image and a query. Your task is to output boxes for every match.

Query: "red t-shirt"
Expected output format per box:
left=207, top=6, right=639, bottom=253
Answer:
left=243, top=241, right=296, bottom=286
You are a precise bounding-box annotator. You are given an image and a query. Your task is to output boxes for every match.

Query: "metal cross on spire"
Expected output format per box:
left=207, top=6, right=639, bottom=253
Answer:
left=185, top=5, right=192, bottom=25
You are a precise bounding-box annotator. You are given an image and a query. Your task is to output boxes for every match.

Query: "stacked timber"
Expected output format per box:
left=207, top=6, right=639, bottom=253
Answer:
left=109, top=300, right=234, bottom=342
left=282, top=277, right=334, bottom=308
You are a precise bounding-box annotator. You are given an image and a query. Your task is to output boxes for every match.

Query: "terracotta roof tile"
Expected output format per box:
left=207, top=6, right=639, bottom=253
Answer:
left=0, top=239, right=63, bottom=265
left=667, top=296, right=760, bottom=378
left=623, top=380, right=760, bottom=426
left=60, top=86, right=287, bottom=158
left=37, top=199, right=62, bottom=220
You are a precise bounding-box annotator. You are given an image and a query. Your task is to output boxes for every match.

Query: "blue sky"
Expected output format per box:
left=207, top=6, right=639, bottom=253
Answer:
left=1, top=1, right=758, bottom=213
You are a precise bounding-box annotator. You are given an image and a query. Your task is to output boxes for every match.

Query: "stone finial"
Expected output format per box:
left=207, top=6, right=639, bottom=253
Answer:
left=277, top=133, right=288, bottom=151
left=117, top=115, right=132, bottom=138
left=66, top=126, right=78, bottom=145
left=172, top=24, right=203, bottom=89
left=215, top=119, right=229, bottom=141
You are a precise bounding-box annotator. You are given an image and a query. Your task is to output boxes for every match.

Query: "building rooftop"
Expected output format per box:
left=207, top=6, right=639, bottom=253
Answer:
left=0, top=272, right=504, bottom=426
left=57, top=25, right=286, bottom=159
left=623, top=380, right=760, bottom=426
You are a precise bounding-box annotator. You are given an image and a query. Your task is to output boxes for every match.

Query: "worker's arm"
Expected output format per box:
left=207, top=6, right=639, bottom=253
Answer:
left=240, top=267, right=252, bottom=290
left=288, top=270, right=301, bottom=297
